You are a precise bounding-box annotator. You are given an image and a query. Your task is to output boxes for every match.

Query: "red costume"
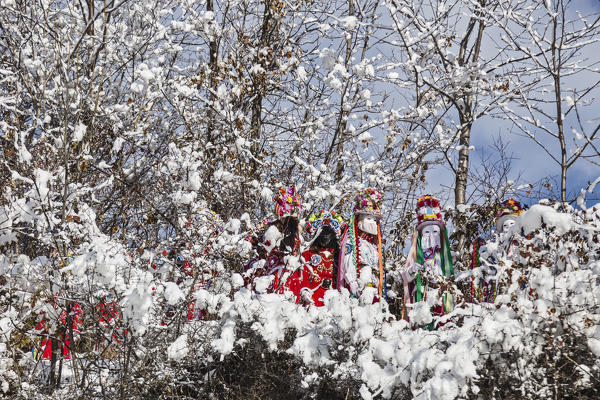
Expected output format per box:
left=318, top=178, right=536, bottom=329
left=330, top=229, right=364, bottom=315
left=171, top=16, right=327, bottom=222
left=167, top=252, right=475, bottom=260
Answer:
left=35, top=302, right=82, bottom=360
left=244, top=186, right=303, bottom=294
left=245, top=234, right=301, bottom=294
left=288, top=248, right=336, bottom=306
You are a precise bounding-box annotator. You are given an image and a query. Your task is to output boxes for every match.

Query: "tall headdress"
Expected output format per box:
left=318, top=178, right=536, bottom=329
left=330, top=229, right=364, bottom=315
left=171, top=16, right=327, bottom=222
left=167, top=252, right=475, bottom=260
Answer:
left=353, top=187, right=383, bottom=220
left=415, top=194, right=444, bottom=232
left=274, top=186, right=302, bottom=218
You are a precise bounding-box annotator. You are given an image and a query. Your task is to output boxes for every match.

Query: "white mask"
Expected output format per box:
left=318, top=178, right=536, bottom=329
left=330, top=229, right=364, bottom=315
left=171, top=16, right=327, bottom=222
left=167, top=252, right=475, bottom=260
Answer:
left=421, top=224, right=441, bottom=250
left=502, top=219, right=515, bottom=234
left=357, top=215, right=378, bottom=235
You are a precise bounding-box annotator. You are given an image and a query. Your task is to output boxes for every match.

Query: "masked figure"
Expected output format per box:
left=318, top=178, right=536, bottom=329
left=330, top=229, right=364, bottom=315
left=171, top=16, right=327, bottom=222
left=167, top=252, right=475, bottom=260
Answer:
left=495, top=198, right=525, bottom=247
left=287, top=211, right=345, bottom=306
left=244, top=186, right=302, bottom=293
left=470, top=198, right=525, bottom=303
left=403, top=195, right=454, bottom=318
left=338, top=188, right=385, bottom=300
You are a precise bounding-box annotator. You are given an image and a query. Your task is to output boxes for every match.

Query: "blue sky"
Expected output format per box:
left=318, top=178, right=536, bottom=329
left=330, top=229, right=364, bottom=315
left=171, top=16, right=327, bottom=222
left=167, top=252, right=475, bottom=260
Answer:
left=419, top=0, right=600, bottom=209
left=425, top=113, right=600, bottom=208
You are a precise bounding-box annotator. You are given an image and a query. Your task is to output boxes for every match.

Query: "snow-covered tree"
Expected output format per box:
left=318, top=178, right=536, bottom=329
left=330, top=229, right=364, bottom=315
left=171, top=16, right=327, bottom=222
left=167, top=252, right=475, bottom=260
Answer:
left=0, top=0, right=599, bottom=399
left=498, top=0, right=600, bottom=205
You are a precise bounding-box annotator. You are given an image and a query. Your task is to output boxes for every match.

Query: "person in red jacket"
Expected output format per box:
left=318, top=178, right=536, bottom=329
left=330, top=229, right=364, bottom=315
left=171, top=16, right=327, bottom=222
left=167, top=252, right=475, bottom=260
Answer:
left=288, top=211, right=344, bottom=306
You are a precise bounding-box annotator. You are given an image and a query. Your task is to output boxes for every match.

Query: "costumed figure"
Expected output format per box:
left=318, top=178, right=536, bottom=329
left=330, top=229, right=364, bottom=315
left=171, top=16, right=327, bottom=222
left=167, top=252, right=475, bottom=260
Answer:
left=34, top=250, right=82, bottom=361
left=470, top=198, right=525, bottom=303
left=403, top=195, right=454, bottom=320
left=495, top=198, right=525, bottom=251
left=244, top=186, right=302, bottom=293
left=35, top=299, right=82, bottom=361
left=338, top=188, right=385, bottom=300
left=287, top=211, right=345, bottom=306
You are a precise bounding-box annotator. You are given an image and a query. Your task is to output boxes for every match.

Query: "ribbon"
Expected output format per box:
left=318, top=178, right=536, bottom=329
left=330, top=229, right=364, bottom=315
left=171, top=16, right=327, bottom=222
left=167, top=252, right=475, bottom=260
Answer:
left=470, top=238, right=482, bottom=303
left=440, top=227, right=454, bottom=277
left=337, top=223, right=349, bottom=290
left=415, top=234, right=425, bottom=303
left=416, top=272, right=423, bottom=302
left=377, top=223, right=384, bottom=297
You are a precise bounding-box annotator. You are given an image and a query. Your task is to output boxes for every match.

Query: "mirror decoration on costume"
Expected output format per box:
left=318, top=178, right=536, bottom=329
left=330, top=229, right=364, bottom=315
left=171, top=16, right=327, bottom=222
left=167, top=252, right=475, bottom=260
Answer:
left=285, top=210, right=347, bottom=306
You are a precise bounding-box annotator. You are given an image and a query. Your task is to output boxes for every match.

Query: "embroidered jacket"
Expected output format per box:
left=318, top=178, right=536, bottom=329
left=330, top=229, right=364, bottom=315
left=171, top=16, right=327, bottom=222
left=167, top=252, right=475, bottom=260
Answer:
left=287, top=248, right=335, bottom=306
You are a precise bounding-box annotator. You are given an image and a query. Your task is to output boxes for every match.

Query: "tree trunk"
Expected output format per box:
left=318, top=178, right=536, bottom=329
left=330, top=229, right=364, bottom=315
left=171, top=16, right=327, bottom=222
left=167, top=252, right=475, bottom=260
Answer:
left=205, top=0, right=220, bottom=211
left=454, top=1, right=485, bottom=207
left=66, top=302, right=80, bottom=386
left=454, top=120, right=472, bottom=206
left=250, top=92, right=262, bottom=172
left=206, top=0, right=218, bottom=143
left=249, top=2, right=273, bottom=179
left=324, top=0, right=354, bottom=180
left=85, top=0, right=94, bottom=35
left=558, top=91, right=567, bottom=205
left=551, top=3, right=567, bottom=205
left=334, top=0, right=355, bottom=182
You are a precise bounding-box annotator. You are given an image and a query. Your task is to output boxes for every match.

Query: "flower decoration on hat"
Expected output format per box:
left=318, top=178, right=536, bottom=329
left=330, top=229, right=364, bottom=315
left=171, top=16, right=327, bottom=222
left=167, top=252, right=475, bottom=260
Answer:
left=306, top=210, right=346, bottom=237
left=495, top=198, right=525, bottom=233
left=353, top=188, right=383, bottom=219
left=274, top=186, right=302, bottom=217
left=495, top=198, right=525, bottom=219
left=416, top=194, right=443, bottom=230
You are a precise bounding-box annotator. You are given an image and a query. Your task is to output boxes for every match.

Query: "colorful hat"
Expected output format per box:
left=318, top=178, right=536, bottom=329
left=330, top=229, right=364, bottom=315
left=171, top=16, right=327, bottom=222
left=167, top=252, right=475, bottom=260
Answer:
left=274, top=186, right=302, bottom=217
left=416, top=194, right=444, bottom=232
left=306, top=210, right=346, bottom=238
left=495, top=198, right=524, bottom=233
left=353, top=188, right=383, bottom=220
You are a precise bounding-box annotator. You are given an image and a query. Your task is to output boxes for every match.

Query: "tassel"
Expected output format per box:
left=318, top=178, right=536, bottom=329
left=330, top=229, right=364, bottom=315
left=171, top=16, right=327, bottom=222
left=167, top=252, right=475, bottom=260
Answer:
left=337, top=226, right=349, bottom=290
left=402, top=230, right=417, bottom=319
left=441, top=227, right=454, bottom=277
left=416, top=235, right=424, bottom=265
left=352, top=216, right=359, bottom=275
left=415, top=234, right=425, bottom=303
left=470, top=238, right=481, bottom=303
left=416, top=272, right=422, bottom=302
left=440, top=227, right=454, bottom=314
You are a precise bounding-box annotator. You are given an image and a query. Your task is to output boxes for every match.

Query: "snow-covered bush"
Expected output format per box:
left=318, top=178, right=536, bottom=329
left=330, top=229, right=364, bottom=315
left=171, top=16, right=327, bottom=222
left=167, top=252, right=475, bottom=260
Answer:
left=0, top=0, right=599, bottom=398
left=166, top=203, right=600, bottom=400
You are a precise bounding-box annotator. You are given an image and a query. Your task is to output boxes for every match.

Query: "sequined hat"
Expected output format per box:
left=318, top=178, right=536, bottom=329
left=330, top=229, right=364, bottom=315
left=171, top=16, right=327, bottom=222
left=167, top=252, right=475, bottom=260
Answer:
left=306, top=210, right=346, bottom=238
